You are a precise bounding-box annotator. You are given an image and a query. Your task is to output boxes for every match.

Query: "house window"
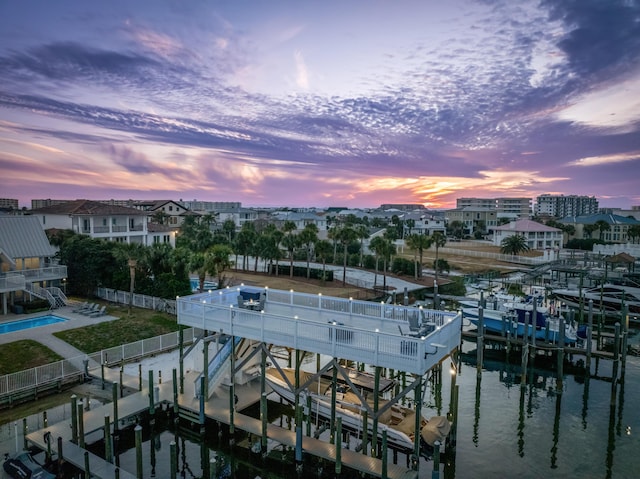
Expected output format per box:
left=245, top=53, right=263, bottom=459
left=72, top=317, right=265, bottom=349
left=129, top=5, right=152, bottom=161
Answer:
left=103, top=219, right=107, bottom=226
left=153, top=236, right=160, bottom=244
left=163, top=235, right=170, bottom=243
left=112, top=218, right=117, bottom=225
left=42, top=216, right=46, bottom=225
left=169, top=205, right=173, bottom=211
left=129, top=219, right=134, bottom=229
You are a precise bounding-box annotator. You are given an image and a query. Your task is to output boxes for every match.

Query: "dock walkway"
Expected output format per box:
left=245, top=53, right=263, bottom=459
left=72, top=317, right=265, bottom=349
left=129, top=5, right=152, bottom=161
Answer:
left=26, top=365, right=419, bottom=479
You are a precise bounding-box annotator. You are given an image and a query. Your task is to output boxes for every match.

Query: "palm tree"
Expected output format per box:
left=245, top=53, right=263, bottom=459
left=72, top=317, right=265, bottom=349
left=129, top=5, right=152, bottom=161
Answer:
left=595, top=220, right=610, bottom=241
left=281, top=220, right=299, bottom=277
left=370, top=236, right=395, bottom=291
left=500, top=234, right=530, bottom=255
left=406, top=233, right=431, bottom=279
left=209, top=244, right=234, bottom=287
left=583, top=224, right=597, bottom=239
left=430, top=231, right=447, bottom=284
left=299, top=223, right=319, bottom=279
left=335, top=225, right=358, bottom=286
left=627, top=224, right=640, bottom=244
left=355, top=224, right=369, bottom=267
left=314, top=239, right=333, bottom=283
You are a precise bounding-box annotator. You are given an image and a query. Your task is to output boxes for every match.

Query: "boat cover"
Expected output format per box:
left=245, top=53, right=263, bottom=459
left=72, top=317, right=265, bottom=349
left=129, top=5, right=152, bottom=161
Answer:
left=420, top=416, right=452, bottom=446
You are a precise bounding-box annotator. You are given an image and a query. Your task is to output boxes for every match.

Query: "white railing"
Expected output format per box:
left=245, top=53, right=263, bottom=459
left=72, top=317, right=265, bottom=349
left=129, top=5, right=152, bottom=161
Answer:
left=178, top=288, right=461, bottom=375
left=95, top=288, right=177, bottom=315
left=0, top=274, right=25, bottom=292
left=47, top=286, right=68, bottom=306
left=23, top=283, right=56, bottom=308
left=4, top=266, right=67, bottom=282
left=0, top=329, right=195, bottom=402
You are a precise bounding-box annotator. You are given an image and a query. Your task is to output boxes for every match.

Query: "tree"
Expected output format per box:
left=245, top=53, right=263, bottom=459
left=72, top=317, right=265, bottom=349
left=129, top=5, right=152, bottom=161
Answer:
left=595, top=220, right=610, bottom=241
left=281, top=221, right=299, bottom=278
left=406, top=233, right=431, bottom=279
left=151, top=210, right=170, bottom=225
left=447, top=220, right=464, bottom=239
left=430, top=231, right=447, bottom=285
left=209, top=244, right=234, bottom=286
left=314, top=239, right=333, bottom=283
left=299, top=223, right=319, bottom=278
left=434, top=258, right=450, bottom=276
left=221, top=219, right=237, bottom=243
left=627, top=225, right=640, bottom=244
left=583, top=224, right=597, bottom=239
left=500, top=234, right=530, bottom=255
left=370, top=236, right=395, bottom=291
left=355, top=224, right=369, bottom=267
left=335, top=225, right=358, bottom=286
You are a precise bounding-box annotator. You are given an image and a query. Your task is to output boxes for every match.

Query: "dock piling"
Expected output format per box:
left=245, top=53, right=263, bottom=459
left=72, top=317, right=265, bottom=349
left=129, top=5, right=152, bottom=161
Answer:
left=104, top=414, right=112, bottom=463
left=135, top=425, right=142, bottom=479
left=71, top=395, right=78, bottom=444
left=78, top=399, right=85, bottom=448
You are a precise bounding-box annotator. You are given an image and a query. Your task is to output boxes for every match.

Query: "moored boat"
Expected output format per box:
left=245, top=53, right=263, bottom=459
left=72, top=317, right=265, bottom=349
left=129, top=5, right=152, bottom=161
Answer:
left=551, top=283, right=640, bottom=317
left=265, top=367, right=450, bottom=457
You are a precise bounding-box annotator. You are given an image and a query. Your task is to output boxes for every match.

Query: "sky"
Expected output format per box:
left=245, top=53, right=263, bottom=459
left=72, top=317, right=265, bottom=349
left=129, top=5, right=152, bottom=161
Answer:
left=1, top=0, right=639, bottom=210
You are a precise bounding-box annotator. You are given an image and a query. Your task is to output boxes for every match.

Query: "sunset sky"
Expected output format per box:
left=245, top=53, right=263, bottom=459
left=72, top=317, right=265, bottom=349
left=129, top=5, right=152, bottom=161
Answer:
left=1, top=1, right=639, bottom=209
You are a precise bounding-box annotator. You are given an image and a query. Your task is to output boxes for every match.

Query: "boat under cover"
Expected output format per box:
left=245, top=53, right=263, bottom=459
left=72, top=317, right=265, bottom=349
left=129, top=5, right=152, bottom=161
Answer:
left=265, top=367, right=450, bottom=456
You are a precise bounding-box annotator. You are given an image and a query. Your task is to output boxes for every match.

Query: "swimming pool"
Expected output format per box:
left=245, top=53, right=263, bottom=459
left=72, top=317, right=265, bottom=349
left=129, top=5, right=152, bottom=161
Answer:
left=0, top=314, right=67, bottom=334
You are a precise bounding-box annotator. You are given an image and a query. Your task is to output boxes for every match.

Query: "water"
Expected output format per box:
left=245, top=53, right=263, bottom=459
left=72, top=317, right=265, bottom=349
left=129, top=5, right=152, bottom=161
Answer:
left=0, top=315, right=66, bottom=334
left=190, top=278, right=218, bottom=292
left=3, top=338, right=639, bottom=478
left=109, top=338, right=640, bottom=478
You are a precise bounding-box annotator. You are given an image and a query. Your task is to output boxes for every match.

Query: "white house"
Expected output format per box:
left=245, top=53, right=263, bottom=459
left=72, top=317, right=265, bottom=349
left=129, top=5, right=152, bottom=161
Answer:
left=493, top=219, right=562, bottom=251
left=30, top=199, right=151, bottom=245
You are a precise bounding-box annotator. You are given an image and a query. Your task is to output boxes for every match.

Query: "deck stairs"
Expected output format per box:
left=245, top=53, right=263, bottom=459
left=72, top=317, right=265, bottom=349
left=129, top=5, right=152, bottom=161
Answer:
left=194, top=336, right=242, bottom=399
left=22, top=283, right=68, bottom=308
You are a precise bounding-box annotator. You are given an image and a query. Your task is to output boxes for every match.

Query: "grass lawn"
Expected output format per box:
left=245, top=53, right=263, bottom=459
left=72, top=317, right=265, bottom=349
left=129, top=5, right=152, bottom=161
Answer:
left=0, top=340, right=64, bottom=374
left=53, top=304, right=182, bottom=354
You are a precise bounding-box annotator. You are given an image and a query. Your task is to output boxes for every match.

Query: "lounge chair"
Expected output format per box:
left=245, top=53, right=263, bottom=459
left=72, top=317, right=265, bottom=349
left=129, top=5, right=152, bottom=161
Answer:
left=80, top=304, right=99, bottom=316
left=88, top=305, right=106, bottom=318
left=72, top=301, right=89, bottom=313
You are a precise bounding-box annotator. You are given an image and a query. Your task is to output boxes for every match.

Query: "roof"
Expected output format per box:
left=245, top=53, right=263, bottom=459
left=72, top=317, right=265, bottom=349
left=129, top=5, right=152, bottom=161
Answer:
left=605, top=252, right=636, bottom=263
left=0, top=216, right=56, bottom=260
left=133, top=199, right=189, bottom=211
left=494, top=219, right=561, bottom=233
left=559, top=213, right=640, bottom=225
left=30, top=199, right=148, bottom=216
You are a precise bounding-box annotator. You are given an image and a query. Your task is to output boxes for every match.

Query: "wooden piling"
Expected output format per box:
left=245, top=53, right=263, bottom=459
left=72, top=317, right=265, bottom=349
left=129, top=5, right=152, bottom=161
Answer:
left=84, top=450, right=90, bottom=478
left=335, top=417, right=342, bottom=475
left=381, top=429, right=388, bottom=478
left=586, top=300, right=593, bottom=372
left=203, top=339, right=209, bottom=400
left=78, top=400, right=85, bottom=449
left=112, top=383, right=119, bottom=434
left=477, top=307, right=484, bottom=376
left=104, top=414, right=112, bottom=464
left=179, top=328, right=184, bottom=394
left=70, top=395, right=78, bottom=444
left=135, top=425, right=142, bottom=479
left=170, top=440, right=177, bottom=479
left=148, top=370, right=155, bottom=417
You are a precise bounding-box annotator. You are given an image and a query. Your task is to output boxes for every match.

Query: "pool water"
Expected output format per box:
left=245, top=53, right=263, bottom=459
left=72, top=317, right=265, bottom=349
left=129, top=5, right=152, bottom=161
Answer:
left=190, top=278, right=217, bottom=292
left=0, top=314, right=67, bottom=334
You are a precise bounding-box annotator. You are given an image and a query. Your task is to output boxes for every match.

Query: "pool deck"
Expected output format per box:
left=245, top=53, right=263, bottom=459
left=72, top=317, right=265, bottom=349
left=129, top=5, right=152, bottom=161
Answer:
left=0, top=306, right=119, bottom=358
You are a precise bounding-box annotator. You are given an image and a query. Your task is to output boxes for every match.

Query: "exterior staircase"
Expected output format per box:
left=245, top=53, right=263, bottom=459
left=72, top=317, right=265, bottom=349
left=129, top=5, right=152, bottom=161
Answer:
left=22, top=283, right=68, bottom=309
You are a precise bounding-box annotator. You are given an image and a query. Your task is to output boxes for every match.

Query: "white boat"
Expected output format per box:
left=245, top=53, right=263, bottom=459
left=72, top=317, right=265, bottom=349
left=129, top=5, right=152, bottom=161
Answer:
left=552, top=284, right=640, bottom=317
left=265, top=367, right=450, bottom=456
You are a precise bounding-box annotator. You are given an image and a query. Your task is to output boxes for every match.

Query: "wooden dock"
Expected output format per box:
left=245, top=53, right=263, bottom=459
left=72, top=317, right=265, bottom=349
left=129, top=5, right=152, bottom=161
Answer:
left=25, top=365, right=420, bottom=479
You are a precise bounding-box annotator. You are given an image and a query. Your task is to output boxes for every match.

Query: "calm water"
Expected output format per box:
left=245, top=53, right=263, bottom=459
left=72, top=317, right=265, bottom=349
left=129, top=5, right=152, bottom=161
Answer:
left=2, top=337, right=639, bottom=478
left=107, top=335, right=640, bottom=479
left=0, top=315, right=66, bottom=334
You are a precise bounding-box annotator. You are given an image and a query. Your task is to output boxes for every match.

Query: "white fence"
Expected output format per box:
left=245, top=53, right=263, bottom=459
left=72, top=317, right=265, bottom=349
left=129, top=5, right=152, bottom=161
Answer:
left=0, top=329, right=195, bottom=404
left=96, top=288, right=177, bottom=315
left=438, top=247, right=548, bottom=265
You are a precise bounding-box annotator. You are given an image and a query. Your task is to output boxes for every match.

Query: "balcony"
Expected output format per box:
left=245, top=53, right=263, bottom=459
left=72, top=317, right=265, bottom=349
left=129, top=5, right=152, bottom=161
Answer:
left=2, top=266, right=68, bottom=288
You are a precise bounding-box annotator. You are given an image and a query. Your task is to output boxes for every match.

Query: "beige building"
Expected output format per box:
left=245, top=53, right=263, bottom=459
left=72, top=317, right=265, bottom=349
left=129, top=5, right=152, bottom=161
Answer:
left=446, top=207, right=497, bottom=236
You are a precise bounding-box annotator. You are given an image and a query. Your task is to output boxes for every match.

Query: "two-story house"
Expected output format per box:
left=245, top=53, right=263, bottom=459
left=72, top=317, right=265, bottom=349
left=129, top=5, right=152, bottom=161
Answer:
left=492, top=219, right=562, bottom=251
left=0, top=215, right=67, bottom=315
left=30, top=199, right=150, bottom=244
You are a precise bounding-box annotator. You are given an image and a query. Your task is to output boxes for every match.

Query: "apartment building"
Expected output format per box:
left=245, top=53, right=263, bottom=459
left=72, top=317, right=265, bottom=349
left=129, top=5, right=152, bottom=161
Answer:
left=535, top=194, right=598, bottom=218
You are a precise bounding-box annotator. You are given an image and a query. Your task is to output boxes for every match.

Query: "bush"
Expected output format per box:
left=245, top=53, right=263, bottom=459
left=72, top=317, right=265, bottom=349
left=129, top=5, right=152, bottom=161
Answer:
left=14, top=299, right=51, bottom=313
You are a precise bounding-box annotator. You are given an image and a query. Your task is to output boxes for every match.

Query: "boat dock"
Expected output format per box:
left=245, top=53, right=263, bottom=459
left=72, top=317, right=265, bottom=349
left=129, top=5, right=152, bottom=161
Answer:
left=22, top=287, right=461, bottom=478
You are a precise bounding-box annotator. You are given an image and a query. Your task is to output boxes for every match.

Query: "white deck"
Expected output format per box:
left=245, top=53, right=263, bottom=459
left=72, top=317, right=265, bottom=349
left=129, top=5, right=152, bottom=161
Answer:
left=177, top=287, right=461, bottom=375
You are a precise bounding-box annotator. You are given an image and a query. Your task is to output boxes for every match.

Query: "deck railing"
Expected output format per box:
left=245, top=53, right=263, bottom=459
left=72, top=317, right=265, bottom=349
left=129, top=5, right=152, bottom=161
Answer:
left=96, top=288, right=177, bottom=315
left=178, top=288, right=461, bottom=375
